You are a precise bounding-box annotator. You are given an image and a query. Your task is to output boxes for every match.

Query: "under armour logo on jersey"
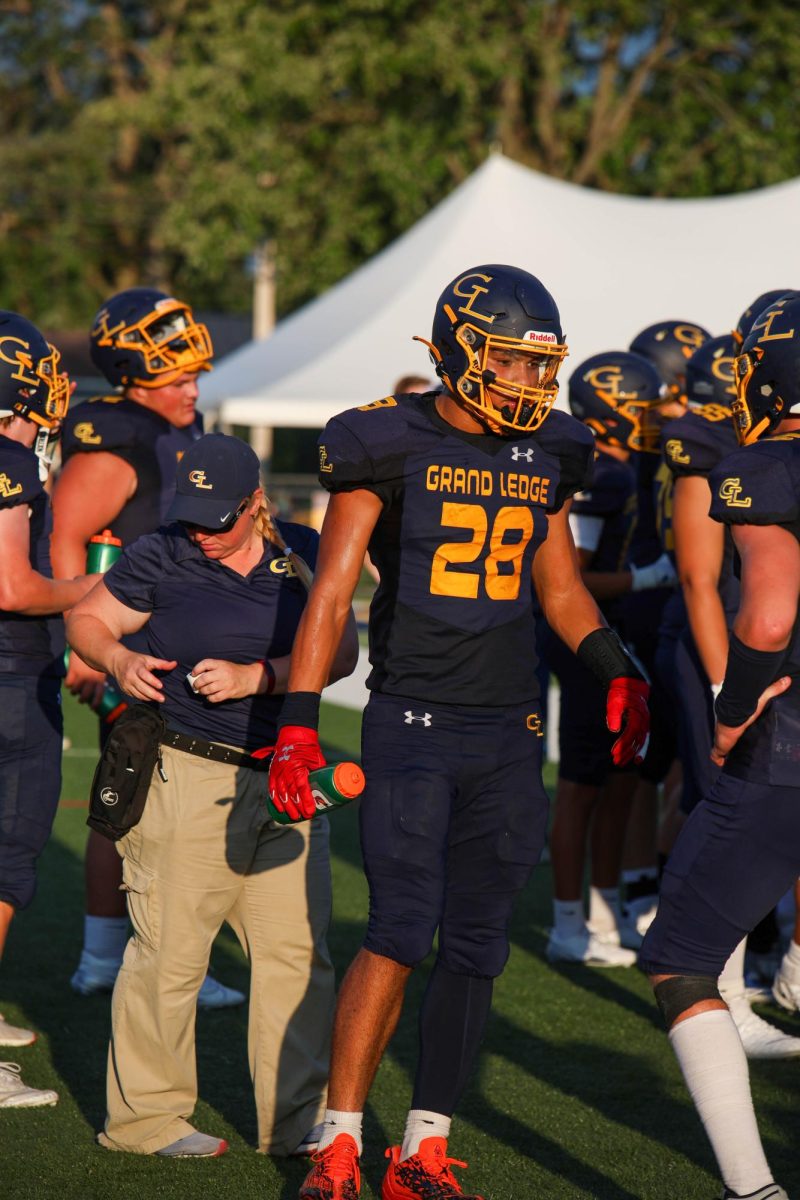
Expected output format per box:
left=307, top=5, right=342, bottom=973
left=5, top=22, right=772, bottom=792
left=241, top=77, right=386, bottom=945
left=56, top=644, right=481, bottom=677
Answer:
left=511, top=446, right=534, bottom=462
left=404, top=711, right=432, bottom=726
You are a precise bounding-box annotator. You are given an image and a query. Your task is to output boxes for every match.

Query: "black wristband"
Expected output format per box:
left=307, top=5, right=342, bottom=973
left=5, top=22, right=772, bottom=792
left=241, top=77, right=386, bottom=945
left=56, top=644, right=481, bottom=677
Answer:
left=277, top=691, right=321, bottom=731
left=715, top=633, right=786, bottom=727
left=577, top=627, right=647, bottom=689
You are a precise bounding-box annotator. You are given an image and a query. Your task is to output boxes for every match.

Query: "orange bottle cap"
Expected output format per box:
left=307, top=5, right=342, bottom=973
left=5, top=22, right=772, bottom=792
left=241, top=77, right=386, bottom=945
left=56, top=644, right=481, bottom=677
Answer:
left=332, top=762, right=366, bottom=799
left=90, top=529, right=122, bottom=546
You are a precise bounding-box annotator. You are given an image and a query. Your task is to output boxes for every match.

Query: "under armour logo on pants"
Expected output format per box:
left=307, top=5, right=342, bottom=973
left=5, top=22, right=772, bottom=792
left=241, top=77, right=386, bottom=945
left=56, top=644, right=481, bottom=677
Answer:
left=404, top=711, right=432, bottom=726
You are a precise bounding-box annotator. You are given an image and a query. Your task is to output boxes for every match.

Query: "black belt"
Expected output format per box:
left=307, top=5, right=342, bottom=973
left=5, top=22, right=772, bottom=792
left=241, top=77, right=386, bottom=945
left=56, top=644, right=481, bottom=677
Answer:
left=161, top=728, right=271, bottom=770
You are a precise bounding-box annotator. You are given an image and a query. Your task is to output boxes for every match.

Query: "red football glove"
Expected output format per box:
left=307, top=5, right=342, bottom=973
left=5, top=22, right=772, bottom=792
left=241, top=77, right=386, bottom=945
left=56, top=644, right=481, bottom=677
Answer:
left=606, top=677, right=650, bottom=767
left=268, top=725, right=327, bottom=822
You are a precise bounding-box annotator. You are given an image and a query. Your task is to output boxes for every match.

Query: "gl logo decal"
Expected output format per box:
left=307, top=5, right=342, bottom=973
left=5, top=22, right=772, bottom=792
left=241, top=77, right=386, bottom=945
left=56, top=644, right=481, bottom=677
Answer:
left=719, top=477, right=752, bottom=508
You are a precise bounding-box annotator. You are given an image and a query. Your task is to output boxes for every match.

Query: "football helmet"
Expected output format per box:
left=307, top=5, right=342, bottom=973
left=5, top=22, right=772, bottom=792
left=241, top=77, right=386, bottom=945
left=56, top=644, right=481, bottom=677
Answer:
left=685, top=334, right=737, bottom=410
left=629, top=320, right=710, bottom=401
left=90, top=287, right=213, bottom=389
left=0, top=312, right=69, bottom=430
left=733, top=289, right=794, bottom=347
left=415, top=264, right=568, bottom=435
left=733, top=293, right=800, bottom=444
left=568, top=351, right=663, bottom=452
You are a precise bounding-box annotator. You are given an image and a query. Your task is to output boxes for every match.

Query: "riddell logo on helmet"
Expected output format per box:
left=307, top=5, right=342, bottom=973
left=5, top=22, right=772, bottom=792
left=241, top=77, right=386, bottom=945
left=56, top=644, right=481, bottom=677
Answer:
left=522, top=330, right=557, bottom=344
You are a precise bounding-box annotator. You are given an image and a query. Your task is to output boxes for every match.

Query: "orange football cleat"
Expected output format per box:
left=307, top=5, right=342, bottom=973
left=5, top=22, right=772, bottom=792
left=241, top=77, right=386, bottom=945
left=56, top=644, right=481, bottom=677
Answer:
left=381, top=1137, right=485, bottom=1199
left=299, top=1132, right=361, bottom=1200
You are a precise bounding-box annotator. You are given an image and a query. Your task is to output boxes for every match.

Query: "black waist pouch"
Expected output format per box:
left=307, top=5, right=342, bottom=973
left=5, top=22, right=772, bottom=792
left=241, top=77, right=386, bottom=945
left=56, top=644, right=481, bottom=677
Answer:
left=88, top=704, right=167, bottom=841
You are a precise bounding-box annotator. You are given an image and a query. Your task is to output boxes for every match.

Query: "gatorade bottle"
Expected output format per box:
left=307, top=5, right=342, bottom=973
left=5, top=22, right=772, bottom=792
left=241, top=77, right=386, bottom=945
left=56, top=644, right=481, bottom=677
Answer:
left=267, top=762, right=365, bottom=825
left=86, top=529, right=122, bottom=574
left=64, top=530, right=127, bottom=723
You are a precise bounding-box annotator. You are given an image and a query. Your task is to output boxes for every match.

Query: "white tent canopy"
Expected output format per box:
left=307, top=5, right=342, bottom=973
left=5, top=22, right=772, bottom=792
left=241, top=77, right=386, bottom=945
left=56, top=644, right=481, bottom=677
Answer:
left=199, top=153, right=800, bottom=428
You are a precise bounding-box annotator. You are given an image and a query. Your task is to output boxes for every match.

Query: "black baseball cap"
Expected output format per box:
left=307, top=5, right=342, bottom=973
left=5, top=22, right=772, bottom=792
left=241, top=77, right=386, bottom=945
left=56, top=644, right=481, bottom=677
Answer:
left=167, top=433, right=260, bottom=527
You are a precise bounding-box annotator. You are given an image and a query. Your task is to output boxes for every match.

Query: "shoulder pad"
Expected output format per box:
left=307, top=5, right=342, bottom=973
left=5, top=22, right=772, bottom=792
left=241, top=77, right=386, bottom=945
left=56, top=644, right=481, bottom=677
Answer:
left=318, top=398, right=412, bottom=491
left=0, top=441, right=43, bottom=508
left=62, top=396, right=138, bottom=457
left=710, top=441, right=800, bottom=526
left=663, top=412, right=737, bottom=479
left=534, top=411, right=595, bottom=508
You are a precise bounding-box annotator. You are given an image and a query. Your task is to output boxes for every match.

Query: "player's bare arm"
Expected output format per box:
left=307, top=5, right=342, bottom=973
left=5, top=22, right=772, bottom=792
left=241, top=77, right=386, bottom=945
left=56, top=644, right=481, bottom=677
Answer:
left=0, top=504, right=98, bottom=615
left=674, top=474, right=728, bottom=685
left=287, top=488, right=382, bottom=694
left=533, top=504, right=605, bottom=650
left=711, top=522, right=797, bottom=765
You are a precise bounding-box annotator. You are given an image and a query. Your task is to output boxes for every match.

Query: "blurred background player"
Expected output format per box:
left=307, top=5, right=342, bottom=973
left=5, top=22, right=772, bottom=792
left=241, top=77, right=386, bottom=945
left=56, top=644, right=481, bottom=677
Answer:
left=52, top=288, right=241, bottom=1008
left=617, top=318, right=711, bottom=935
left=658, top=327, right=800, bottom=1057
left=0, top=313, right=97, bottom=1107
left=545, top=350, right=670, bottom=965
left=641, top=291, right=800, bottom=1200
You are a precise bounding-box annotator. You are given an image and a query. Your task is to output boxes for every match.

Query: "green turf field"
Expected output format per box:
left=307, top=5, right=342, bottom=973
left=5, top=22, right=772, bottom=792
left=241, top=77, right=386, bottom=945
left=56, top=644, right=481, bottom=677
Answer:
left=1, top=695, right=798, bottom=1200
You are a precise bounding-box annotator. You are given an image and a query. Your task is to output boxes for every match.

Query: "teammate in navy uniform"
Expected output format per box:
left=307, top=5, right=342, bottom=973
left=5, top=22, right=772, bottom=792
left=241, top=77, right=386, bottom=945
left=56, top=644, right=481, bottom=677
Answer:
left=0, top=313, right=97, bottom=1107
left=545, top=350, right=668, bottom=966
left=268, top=266, right=651, bottom=1200
left=52, top=288, right=239, bottom=1007
left=658, top=333, right=800, bottom=1059
left=641, top=292, right=800, bottom=1200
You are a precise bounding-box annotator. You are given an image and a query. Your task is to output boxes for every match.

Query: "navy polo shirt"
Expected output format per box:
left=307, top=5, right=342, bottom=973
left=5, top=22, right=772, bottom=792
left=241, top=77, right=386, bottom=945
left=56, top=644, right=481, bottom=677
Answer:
left=103, top=520, right=318, bottom=749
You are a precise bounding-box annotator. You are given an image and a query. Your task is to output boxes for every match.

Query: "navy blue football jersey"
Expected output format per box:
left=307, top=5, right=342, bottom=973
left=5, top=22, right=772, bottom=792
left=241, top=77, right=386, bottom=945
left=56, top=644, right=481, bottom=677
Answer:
left=104, top=520, right=317, bottom=748
left=710, top=433, right=800, bottom=778
left=61, top=396, right=202, bottom=545
left=627, top=450, right=663, bottom=567
left=662, top=407, right=740, bottom=615
left=318, top=392, right=594, bottom=705
left=0, top=435, right=65, bottom=676
left=571, top=449, right=636, bottom=574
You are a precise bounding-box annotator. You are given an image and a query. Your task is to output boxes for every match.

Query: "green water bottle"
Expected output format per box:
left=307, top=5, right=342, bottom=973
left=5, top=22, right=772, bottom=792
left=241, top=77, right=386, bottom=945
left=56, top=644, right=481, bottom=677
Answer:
left=267, top=762, right=366, bottom=825
left=86, top=528, right=122, bottom=574
left=65, top=530, right=128, bottom=723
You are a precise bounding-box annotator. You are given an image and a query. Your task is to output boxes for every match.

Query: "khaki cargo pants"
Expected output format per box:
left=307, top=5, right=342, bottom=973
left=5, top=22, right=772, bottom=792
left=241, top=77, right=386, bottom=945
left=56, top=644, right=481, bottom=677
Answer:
left=98, top=743, right=334, bottom=1155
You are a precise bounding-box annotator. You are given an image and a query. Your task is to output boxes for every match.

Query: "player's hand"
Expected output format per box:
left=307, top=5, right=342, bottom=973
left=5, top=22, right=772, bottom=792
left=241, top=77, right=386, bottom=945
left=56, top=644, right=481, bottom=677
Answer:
left=188, top=658, right=261, bottom=702
left=109, top=648, right=177, bottom=703
left=711, top=675, right=792, bottom=766
left=65, top=650, right=107, bottom=709
left=607, top=677, right=651, bottom=766
left=268, top=725, right=326, bottom=822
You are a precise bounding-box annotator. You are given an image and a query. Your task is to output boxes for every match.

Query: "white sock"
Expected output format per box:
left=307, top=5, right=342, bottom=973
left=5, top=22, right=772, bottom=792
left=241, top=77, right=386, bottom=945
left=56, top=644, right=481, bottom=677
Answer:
left=553, top=899, right=585, bottom=939
left=317, top=1109, right=363, bottom=1155
left=669, top=1009, right=773, bottom=1195
left=83, top=915, right=129, bottom=961
left=783, top=939, right=800, bottom=970
left=400, top=1109, right=451, bottom=1161
left=718, top=937, right=747, bottom=1001
left=589, top=886, right=620, bottom=933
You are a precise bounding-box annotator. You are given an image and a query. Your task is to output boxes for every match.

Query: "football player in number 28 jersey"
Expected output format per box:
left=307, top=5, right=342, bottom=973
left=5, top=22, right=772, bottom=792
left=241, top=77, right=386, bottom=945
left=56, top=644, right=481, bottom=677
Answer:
left=269, top=265, right=651, bottom=1200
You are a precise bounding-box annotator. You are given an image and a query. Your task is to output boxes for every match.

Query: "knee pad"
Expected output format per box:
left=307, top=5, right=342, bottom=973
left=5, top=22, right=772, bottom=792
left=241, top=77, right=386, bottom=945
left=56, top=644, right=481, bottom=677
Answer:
left=653, top=974, right=721, bottom=1029
left=363, top=916, right=437, bottom=969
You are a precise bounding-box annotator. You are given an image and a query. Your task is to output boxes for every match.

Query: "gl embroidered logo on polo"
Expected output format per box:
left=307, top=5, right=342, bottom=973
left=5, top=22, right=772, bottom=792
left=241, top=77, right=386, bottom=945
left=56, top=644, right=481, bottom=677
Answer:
left=188, top=469, right=213, bottom=490
left=719, top=477, right=752, bottom=508
left=0, top=473, right=22, bottom=498
left=269, top=557, right=297, bottom=578
left=404, top=711, right=432, bottom=726
left=511, top=447, right=534, bottom=462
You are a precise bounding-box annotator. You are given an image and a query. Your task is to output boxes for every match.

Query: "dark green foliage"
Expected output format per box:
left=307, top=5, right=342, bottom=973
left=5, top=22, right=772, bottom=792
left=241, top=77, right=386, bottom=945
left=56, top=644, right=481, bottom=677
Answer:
left=1, top=3, right=798, bottom=329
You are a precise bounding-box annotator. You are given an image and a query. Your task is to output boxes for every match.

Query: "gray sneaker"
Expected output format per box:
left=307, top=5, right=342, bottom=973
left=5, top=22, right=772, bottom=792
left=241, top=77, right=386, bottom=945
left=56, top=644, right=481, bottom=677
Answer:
left=0, top=1014, right=36, bottom=1048
left=155, top=1132, right=228, bottom=1157
left=0, top=1063, right=58, bottom=1108
left=721, top=1186, right=789, bottom=1199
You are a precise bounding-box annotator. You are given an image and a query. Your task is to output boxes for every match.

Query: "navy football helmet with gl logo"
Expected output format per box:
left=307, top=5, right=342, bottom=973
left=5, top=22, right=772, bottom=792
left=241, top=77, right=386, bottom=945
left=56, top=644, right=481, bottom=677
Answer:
left=90, top=287, right=213, bottom=389
left=629, top=319, right=711, bottom=401
left=733, top=289, right=794, bottom=347
left=0, top=311, right=69, bottom=430
left=684, top=334, right=737, bottom=410
left=415, top=264, right=568, bottom=435
left=568, top=351, right=663, bottom=452
left=733, top=293, right=800, bottom=444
